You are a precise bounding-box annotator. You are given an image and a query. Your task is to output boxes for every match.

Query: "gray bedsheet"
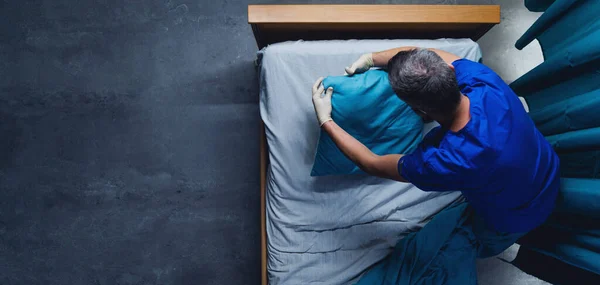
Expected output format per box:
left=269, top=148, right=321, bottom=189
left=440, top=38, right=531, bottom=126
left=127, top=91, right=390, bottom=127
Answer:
left=258, top=39, right=481, bottom=285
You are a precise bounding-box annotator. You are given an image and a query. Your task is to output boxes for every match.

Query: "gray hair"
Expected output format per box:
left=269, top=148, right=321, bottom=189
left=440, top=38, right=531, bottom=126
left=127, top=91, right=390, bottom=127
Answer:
left=387, top=48, right=460, bottom=119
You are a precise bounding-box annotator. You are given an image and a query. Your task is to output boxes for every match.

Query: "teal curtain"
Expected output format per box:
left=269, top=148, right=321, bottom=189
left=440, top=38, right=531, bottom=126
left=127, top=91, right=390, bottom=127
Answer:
left=524, top=0, right=557, bottom=12
left=518, top=179, right=600, bottom=274
left=510, top=0, right=600, bottom=277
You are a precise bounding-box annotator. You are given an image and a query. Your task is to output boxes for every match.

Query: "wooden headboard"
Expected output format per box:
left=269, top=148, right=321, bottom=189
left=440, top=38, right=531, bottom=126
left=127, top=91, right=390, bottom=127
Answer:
left=248, top=5, right=501, bottom=49
left=249, top=5, right=500, bottom=284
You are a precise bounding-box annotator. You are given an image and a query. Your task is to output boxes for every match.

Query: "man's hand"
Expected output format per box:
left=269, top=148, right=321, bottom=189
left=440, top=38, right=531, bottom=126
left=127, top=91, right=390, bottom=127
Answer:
left=312, top=77, right=333, bottom=126
left=345, top=53, right=374, bottom=75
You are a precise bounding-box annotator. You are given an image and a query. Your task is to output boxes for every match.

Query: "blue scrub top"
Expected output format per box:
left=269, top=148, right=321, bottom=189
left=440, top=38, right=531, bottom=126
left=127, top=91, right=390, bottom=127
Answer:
left=399, top=59, right=560, bottom=233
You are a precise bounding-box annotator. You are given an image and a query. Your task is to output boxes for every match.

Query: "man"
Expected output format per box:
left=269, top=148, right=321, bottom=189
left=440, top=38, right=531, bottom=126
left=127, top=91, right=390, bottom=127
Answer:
left=311, top=47, right=560, bottom=257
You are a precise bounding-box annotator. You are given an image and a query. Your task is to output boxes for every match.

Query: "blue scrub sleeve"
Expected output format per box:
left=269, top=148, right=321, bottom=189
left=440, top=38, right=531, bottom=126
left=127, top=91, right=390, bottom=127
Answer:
left=398, top=155, right=415, bottom=183
left=400, top=147, right=470, bottom=192
left=400, top=152, right=444, bottom=192
left=399, top=128, right=451, bottom=191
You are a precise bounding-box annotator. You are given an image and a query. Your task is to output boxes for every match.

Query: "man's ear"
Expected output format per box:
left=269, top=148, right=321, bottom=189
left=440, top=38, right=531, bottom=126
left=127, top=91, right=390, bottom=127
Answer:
left=448, top=64, right=455, bottom=71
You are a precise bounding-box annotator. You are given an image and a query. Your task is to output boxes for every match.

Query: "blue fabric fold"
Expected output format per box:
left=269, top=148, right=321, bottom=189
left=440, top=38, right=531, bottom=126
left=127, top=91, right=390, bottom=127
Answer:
left=530, top=89, right=600, bottom=136
left=546, top=127, right=600, bottom=152
left=555, top=178, right=600, bottom=218
left=355, top=203, right=478, bottom=285
left=524, top=0, right=558, bottom=12
left=355, top=203, right=524, bottom=285
left=558, top=151, right=600, bottom=179
left=516, top=0, right=581, bottom=50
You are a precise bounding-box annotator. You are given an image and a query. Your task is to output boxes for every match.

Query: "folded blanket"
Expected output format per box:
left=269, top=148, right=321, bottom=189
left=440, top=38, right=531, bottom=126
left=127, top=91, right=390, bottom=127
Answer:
left=356, top=202, right=526, bottom=285
left=356, top=202, right=478, bottom=285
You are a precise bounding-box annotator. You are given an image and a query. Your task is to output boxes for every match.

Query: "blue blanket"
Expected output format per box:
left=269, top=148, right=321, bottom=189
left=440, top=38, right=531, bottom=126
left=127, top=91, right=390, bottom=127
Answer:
left=356, top=202, right=523, bottom=285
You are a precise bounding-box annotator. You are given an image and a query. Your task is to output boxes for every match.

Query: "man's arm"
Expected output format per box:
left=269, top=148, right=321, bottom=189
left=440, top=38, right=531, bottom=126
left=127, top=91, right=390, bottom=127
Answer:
left=311, top=77, right=406, bottom=182
left=321, top=121, right=407, bottom=182
left=346, top=47, right=461, bottom=75
left=371, top=47, right=416, bottom=67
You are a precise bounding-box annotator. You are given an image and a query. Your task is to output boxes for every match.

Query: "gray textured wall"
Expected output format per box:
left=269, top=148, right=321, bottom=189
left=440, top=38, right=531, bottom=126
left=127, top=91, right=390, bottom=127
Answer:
left=0, top=1, right=260, bottom=284
left=0, top=0, right=496, bottom=284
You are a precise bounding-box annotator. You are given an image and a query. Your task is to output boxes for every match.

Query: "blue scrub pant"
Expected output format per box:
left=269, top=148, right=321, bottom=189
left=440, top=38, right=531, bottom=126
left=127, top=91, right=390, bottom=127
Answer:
left=471, top=212, right=527, bottom=258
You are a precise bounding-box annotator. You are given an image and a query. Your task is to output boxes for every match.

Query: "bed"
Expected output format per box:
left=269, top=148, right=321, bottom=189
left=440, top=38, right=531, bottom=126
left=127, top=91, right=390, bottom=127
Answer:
left=248, top=5, right=501, bottom=285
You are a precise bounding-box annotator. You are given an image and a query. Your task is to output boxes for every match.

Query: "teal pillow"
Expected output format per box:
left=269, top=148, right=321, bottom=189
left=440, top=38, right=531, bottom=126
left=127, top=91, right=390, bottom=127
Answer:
left=311, top=69, right=423, bottom=176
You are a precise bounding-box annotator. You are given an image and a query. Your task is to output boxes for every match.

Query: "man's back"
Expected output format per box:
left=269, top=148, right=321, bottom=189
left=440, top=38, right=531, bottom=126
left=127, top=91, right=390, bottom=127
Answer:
left=400, top=59, right=560, bottom=233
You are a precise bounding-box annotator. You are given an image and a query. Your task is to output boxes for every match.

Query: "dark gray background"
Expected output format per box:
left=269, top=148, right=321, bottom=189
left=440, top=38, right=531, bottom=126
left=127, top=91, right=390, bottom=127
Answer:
left=0, top=1, right=496, bottom=284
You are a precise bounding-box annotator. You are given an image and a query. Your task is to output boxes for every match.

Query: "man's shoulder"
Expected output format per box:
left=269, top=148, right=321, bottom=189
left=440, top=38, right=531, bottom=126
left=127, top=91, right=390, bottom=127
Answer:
left=453, top=59, right=494, bottom=77
left=454, top=59, right=508, bottom=93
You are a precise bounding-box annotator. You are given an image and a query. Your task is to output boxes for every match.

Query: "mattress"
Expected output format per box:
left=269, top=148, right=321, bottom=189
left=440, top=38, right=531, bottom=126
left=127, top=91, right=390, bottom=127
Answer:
left=258, top=39, right=482, bottom=285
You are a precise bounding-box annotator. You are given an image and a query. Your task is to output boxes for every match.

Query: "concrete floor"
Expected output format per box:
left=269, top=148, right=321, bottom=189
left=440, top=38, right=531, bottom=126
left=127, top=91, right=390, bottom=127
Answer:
left=478, top=0, right=544, bottom=83
left=0, top=0, right=546, bottom=284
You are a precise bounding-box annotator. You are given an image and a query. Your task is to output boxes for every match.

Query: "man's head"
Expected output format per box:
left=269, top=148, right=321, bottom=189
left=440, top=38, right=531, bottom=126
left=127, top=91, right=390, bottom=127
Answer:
left=387, top=48, right=460, bottom=121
